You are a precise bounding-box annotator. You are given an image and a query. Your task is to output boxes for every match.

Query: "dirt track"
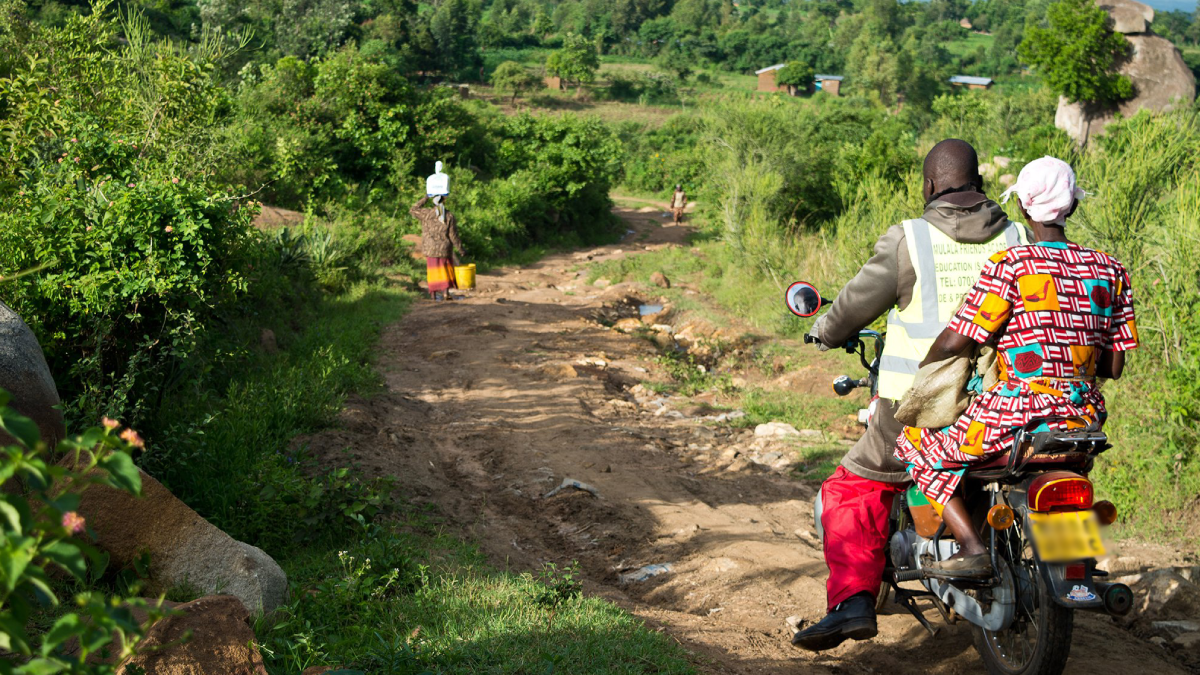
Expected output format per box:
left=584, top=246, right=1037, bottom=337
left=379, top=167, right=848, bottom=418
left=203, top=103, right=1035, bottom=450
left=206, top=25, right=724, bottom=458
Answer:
left=305, top=207, right=1195, bottom=674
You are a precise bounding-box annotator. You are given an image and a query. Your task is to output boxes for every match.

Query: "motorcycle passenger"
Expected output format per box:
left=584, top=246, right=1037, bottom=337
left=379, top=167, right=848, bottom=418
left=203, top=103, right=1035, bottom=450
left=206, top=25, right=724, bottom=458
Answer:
left=793, top=139, right=1029, bottom=652
left=895, top=156, right=1138, bottom=578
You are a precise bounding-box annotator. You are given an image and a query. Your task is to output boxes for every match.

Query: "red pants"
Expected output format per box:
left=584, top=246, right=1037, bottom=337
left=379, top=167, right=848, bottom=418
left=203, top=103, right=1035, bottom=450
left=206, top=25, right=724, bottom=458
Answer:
left=820, top=466, right=905, bottom=611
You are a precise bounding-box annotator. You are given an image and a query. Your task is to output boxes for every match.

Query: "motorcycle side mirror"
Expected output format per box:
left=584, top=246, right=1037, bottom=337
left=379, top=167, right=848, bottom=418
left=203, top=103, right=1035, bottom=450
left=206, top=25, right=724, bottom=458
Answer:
left=785, top=281, right=828, bottom=318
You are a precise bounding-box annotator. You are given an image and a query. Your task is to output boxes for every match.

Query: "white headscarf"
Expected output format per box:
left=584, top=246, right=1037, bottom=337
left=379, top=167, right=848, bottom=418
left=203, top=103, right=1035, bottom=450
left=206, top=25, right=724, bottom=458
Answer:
left=999, top=156, right=1086, bottom=226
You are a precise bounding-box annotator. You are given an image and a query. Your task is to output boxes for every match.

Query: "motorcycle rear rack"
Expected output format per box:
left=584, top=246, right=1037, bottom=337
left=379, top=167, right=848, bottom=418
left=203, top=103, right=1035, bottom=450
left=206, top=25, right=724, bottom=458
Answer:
left=967, top=421, right=1110, bottom=483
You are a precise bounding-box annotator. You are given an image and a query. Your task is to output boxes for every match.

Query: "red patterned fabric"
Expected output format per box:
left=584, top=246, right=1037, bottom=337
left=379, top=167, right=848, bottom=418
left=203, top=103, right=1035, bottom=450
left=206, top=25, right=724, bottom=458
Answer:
left=896, top=242, right=1138, bottom=505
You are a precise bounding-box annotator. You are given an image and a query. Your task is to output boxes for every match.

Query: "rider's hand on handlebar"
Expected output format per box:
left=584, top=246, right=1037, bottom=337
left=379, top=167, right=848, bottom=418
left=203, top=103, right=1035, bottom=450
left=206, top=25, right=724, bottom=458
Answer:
left=806, top=324, right=831, bottom=352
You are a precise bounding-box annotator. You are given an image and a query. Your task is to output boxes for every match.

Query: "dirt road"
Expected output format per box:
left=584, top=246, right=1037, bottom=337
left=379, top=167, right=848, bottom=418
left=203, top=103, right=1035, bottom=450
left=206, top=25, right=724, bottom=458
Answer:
left=307, top=207, right=1194, bottom=674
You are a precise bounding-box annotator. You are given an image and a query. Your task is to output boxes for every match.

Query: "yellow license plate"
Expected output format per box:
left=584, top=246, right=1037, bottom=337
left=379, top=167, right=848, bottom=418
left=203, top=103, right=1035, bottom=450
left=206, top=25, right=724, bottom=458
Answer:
left=1029, top=511, right=1105, bottom=562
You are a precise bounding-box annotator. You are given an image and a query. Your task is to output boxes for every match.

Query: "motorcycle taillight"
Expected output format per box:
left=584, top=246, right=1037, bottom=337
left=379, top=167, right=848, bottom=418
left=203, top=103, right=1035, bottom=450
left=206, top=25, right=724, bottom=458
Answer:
left=1029, top=472, right=1094, bottom=512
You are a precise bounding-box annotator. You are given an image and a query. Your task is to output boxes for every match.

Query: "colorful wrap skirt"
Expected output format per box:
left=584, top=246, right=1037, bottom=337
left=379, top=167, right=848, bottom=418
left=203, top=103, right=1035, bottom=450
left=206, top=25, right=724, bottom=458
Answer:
left=426, top=257, right=457, bottom=295
left=895, top=377, right=1106, bottom=506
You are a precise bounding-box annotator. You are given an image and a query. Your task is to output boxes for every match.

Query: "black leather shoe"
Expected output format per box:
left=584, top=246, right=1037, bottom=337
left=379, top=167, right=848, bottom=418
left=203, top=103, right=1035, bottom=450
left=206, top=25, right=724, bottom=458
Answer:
left=791, top=592, right=878, bottom=652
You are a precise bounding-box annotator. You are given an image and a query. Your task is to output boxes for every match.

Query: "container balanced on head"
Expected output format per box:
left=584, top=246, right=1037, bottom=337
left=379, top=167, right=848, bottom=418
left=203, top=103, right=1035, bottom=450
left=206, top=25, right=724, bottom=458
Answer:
left=410, top=162, right=466, bottom=301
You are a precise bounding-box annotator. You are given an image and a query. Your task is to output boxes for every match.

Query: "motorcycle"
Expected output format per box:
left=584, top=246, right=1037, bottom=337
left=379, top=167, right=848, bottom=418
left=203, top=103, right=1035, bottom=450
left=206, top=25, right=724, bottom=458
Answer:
left=785, top=281, right=1134, bottom=675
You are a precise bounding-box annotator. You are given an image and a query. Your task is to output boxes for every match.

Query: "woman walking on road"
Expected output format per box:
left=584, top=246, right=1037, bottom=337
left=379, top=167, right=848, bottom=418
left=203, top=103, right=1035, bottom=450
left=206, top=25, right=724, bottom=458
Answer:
left=410, top=194, right=466, bottom=301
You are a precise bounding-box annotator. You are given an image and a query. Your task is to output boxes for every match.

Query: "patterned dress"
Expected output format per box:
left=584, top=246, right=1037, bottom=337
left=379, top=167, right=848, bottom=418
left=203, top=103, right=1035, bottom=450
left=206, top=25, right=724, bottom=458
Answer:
left=895, top=242, right=1139, bottom=505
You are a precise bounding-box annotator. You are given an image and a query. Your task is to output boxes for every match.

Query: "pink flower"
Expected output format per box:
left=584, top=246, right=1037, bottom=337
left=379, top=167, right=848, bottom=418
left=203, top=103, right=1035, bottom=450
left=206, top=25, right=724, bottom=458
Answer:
left=71, top=137, right=77, bottom=143
left=117, top=140, right=124, bottom=144
left=57, top=158, right=63, bottom=163
left=171, top=178, right=179, bottom=184
left=127, top=183, right=135, bottom=188
left=86, top=226, right=93, bottom=232
left=73, top=157, right=79, bottom=162
left=101, top=417, right=118, bottom=429
left=62, top=511, right=86, bottom=535
left=119, top=428, right=145, bottom=449
left=165, top=226, right=173, bottom=233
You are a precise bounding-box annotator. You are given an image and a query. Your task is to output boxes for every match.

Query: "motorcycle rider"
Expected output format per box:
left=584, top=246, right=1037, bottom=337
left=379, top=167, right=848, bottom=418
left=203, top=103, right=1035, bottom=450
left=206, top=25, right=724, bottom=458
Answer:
left=792, top=139, right=1030, bottom=651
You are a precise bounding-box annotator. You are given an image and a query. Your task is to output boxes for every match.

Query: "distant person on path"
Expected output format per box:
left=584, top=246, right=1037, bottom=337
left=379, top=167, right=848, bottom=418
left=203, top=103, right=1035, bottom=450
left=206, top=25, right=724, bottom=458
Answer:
left=671, top=185, right=687, bottom=224
left=410, top=195, right=465, bottom=301
left=792, top=139, right=1029, bottom=652
left=895, top=157, right=1137, bottom=578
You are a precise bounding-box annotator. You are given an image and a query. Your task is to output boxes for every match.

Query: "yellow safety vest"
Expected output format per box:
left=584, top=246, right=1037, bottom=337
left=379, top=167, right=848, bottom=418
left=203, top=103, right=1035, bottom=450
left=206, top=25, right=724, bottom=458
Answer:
left=877, top=218, right=1028, bottom=402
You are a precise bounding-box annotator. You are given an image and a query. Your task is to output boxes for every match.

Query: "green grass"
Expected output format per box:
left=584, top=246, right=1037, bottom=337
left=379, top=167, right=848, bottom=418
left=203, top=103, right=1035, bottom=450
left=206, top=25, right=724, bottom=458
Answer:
left=140, top=279, right=415, bottom=552
left=736, top=387, right=861, bottom=433
left=943, top=32, right=995, bottom=57
left=258, top=513, right=696, bottom=674
left=789, top=442, right=851, bottom=481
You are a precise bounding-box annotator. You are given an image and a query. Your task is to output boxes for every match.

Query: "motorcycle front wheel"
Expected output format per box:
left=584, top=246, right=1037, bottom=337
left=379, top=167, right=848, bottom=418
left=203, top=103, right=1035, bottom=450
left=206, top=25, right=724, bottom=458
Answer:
left=970, top=533, right=1074, bottom=675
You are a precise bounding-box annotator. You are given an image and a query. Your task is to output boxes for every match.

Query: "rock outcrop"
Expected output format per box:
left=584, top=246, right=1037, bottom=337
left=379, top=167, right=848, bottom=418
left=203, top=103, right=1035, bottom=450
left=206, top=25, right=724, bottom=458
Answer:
left=77, top=470, right=287, bottom=613
left=118, top=595, right=269, bottom=675
left=1055, top=0, right=1196, bottom=144
left=0, top=300, right=64, bottom=448
left=1099, top=0, right=1153, bottom=33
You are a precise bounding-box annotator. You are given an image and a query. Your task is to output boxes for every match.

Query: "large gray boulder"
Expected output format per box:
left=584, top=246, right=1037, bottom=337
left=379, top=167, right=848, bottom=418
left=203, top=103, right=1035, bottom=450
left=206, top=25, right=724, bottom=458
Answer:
left=1055, top=3, right=1196, bottom=145
left=0, top=301, right=64, bottom=448
left=77, top=469, right=287, bottom=614
left=1099, top=0, right=1154, bottom=34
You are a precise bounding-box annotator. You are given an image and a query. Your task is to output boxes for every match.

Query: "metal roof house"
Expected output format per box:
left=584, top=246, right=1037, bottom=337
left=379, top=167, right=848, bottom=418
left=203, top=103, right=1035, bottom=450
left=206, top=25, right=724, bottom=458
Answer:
left=756, top=66, right=843, bottom=97
left=756, top=64, right=788, bottom=93
left=949, top=75, right=994, bottom=90
left=815, top=74, right=843, bottom=96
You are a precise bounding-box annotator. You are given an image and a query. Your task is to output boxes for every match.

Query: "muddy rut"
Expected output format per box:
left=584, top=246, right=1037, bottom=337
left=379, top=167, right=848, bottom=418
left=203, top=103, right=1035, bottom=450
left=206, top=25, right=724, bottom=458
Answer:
left=305, top=207, right=1194, bottom=674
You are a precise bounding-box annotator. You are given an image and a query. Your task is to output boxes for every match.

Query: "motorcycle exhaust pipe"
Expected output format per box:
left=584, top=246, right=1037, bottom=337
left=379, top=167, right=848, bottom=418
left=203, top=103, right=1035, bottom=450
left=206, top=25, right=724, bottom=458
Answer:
left=1093, top=581, right=1134, bottom=616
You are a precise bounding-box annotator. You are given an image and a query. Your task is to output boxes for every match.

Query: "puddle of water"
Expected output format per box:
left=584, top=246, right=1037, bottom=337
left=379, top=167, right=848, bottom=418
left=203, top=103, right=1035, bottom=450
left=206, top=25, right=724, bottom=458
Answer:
left=639, top=304, right=663, bottom=316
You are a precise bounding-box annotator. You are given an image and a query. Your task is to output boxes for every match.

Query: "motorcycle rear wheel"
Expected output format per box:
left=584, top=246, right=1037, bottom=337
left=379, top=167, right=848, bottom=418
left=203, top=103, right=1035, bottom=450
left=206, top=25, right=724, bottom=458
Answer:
left=971, top=538, right=1074, bottom=675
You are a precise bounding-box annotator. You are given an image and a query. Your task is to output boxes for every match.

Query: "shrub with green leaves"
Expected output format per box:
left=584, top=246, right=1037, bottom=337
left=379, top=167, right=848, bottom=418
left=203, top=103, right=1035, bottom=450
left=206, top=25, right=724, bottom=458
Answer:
left=0, top=5, right=262, bottom=426
left=774, top=61, right=815, bottom=92
left=545, top=32, right=600, bottom=88
left=0, top=390, right=160, bottom=673
left=490, top=60, right=539, bottom=103
left=1020, top=0, right=1133, bottom=104
left=228, top=46, right=487, bottom=209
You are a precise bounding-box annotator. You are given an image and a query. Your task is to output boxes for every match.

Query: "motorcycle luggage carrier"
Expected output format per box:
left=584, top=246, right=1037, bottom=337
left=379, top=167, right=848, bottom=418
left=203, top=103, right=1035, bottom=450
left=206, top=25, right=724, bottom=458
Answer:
left=967, top=421, right=1110, bottom=482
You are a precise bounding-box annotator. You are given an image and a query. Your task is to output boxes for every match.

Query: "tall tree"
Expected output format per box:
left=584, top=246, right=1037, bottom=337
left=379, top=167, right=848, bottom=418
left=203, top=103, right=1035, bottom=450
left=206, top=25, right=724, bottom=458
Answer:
left=429, top=0, right=481, bottom=78
left=1019, top=0, right=1132, bottom=103
left=545, top=31, right=600, bottom=87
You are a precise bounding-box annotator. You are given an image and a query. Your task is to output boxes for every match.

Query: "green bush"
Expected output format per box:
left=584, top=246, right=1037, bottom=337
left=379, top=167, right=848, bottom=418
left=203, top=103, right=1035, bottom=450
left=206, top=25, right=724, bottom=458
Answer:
left=0, top=391, right=161, bottom=673
left=1020, top=0, right=1134, bottom=104
left=0, top=6, right=261, bottom=426
left=441, top=112, right=624, bottom=259
left=228, top=47, right=489, bottom=209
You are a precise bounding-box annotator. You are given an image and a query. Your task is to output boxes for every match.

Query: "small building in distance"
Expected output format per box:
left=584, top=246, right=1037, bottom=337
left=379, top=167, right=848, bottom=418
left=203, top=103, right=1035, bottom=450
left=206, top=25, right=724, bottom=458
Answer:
left=543, top=75, right=564, bottom=91
left=815, top=74, right=843, bottom=97
left=757, top=65, right=844, bottom=97
left=756, top=64, right=788, bottom=93
left=959, top=17, right=973, bottom=29
left=949, top=75, right=994, bottom=90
